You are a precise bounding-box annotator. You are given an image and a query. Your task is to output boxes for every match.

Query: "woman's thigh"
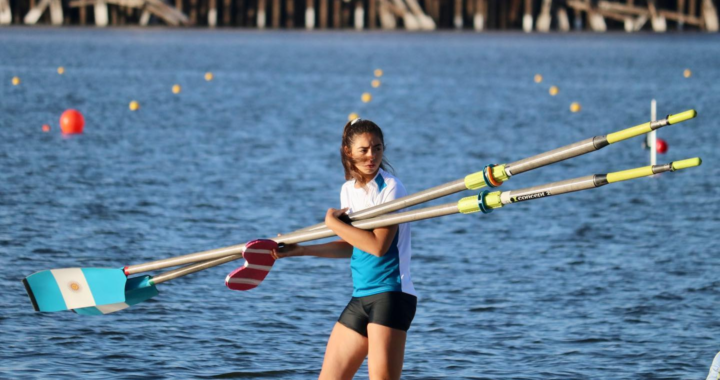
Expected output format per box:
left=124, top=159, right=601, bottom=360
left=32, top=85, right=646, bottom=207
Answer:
left=367, top=323, right=407, bottom=380
left=319, top=322, right=368, bottom=380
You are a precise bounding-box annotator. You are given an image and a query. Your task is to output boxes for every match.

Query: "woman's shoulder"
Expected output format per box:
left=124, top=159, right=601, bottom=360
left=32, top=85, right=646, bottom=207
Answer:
left=378, top=169, right=407, bottom=195
left=340, top=178, right=356, bottom=192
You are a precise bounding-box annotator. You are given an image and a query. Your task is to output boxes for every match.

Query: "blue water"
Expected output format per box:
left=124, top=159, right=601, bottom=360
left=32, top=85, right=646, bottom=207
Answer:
left=1, top=29, right=719, bottom=379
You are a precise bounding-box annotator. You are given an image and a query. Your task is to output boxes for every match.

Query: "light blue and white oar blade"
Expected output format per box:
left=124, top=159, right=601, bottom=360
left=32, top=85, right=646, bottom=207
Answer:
left=22, top=268, right=127, bottom=312
left=73, top=276, right=158, bottom=315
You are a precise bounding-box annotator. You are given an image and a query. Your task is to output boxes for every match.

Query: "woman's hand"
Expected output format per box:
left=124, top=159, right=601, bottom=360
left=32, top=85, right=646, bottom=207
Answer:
left=325, top=208, right=349, bottom=225
left=270, top=234, right=305, bottom=259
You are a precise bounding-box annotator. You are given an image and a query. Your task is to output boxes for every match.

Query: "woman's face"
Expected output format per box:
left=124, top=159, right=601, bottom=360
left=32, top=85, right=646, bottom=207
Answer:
left=349, top=132, right=384, bottom=180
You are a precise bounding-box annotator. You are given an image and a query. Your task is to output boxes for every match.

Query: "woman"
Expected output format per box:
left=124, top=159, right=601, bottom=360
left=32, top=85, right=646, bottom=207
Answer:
left=271, top=118, right=417, bottom=380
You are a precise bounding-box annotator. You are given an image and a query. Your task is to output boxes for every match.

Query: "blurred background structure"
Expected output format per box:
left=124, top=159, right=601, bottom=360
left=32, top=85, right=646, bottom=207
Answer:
left=0, top=0, right=717, bottom=32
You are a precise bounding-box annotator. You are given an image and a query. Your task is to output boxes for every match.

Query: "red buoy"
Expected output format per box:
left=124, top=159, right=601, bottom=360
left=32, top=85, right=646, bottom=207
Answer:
left=656, top=138, right=668, bottom=154
left=60, top=109, right=84, bottom=134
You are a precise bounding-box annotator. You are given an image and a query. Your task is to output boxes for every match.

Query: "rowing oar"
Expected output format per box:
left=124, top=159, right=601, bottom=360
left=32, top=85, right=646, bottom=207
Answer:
left=22, top=110, right=697, bottom=313
left=67, top=158, right=701, bottom=314
left=116, top=108, right=701, bottom=275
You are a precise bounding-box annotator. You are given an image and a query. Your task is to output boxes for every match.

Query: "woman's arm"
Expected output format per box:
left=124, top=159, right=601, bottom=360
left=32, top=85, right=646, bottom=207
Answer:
left=325, top=208, right=398, bottom=257
left=271, top=240, right=353, bottom=260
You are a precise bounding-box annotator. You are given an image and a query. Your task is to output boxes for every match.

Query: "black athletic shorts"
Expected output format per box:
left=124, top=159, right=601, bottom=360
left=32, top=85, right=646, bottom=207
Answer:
left=337, top=291, right=417, bottom=337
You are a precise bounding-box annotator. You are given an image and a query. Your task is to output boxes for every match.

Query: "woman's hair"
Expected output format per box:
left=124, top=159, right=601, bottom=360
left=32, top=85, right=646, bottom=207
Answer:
left=341, top=118, right=393, bottom=184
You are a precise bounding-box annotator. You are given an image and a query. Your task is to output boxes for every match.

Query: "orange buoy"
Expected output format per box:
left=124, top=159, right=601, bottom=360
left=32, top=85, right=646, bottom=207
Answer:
left=656, top=138, right=668, bottom=154
left=42, top=124, right=51, bottom=132
left=60, top=109, right=85, bottom=134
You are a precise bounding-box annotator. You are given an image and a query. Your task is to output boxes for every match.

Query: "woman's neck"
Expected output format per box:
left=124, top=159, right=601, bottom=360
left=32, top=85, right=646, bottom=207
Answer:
left=354, top=169, right=379, bottom=188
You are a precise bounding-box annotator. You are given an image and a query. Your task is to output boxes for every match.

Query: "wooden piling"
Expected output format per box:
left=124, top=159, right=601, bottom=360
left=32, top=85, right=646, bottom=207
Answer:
left=305, top=0, right=314, bottom=29
left=271, top=0, right=278, bottom=27
left=258, top=0, right=266, bottom=27
left=223, top=0, right=230, bottom=24
left=368, top=0, right=375, bottom=29
left=453, top=0, right=462, bottom=28
left=319, top=0, right=326, bottom=27
left=208, top=0, right=216, bottom=26
left=236, top=0, right=244, bottom=25
left=189, top=0, right=197, bottom=24
left=523, top=0, right=532, bottom=32
left=285, top=0, right=293, bottom=27
left=473, top=0, right=485, bottom=31
left=333, top=0, right=339, bottom=27
left=677, top=0, right=685, bottom=29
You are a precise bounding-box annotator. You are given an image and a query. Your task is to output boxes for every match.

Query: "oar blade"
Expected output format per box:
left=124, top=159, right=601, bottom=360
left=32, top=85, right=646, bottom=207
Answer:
left=22, top=268, right=127, bottom=312
left=73, top=276, right=158, bottom=315
left=225, top=240, right=277, bottom=291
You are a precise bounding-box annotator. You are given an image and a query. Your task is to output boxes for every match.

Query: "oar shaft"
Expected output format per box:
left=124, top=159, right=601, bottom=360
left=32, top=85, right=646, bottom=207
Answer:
left=129, top=201, right=461, bottom=275
left=151, top=202, right=462, bottom=284
left=151, top=157, right=702, bottom=285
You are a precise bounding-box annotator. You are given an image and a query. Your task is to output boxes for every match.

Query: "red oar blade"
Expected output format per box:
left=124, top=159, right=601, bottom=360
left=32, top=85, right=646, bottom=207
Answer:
left=225, top=239, right=277, bottom=291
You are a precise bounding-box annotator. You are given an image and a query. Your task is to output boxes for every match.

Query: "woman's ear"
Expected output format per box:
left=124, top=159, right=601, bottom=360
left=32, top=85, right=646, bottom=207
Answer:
left=343, top=145, right=352, bottom=157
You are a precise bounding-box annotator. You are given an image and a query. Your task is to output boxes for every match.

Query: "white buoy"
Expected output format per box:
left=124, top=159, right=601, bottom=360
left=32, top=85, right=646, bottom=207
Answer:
left=650, top=99, right=657, bottom=166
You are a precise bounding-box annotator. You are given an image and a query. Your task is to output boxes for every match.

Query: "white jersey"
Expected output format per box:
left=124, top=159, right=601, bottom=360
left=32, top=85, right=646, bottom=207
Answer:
left=340, top=168, right=416, bottom=298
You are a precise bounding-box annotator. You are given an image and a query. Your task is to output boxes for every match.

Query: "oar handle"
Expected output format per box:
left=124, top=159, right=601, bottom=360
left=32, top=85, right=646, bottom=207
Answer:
left=508, top=109, right=696, bottom=175
left=606, top=110, right=695, bottom=144
left=606, top=157, right=702, bottom=183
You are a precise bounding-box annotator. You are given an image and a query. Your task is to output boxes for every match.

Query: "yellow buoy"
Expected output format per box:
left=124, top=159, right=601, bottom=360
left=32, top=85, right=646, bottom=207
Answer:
left=12, top=76, right=20, bottom=86
left=683, top=69, right=692, bottom=78
left=129, top=100, right=140, bottom=111
left=361, top=93, right=372, bottom=103
left=205, top=72, right=214, bottom=81
left=371, top=79, right=381, bottom=88
left=549, top=86, right=559, bottom=96
left=570, top=102, right=581, bottom=113
left=534, top=74, right=543, bottom=83
left=58, top=67, right=65, bottom=75
left=348, top=112, right=359, bottom=121
left=172, top=84, right=182, bottom=94
left=374, top=69, right=383, bottom=78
